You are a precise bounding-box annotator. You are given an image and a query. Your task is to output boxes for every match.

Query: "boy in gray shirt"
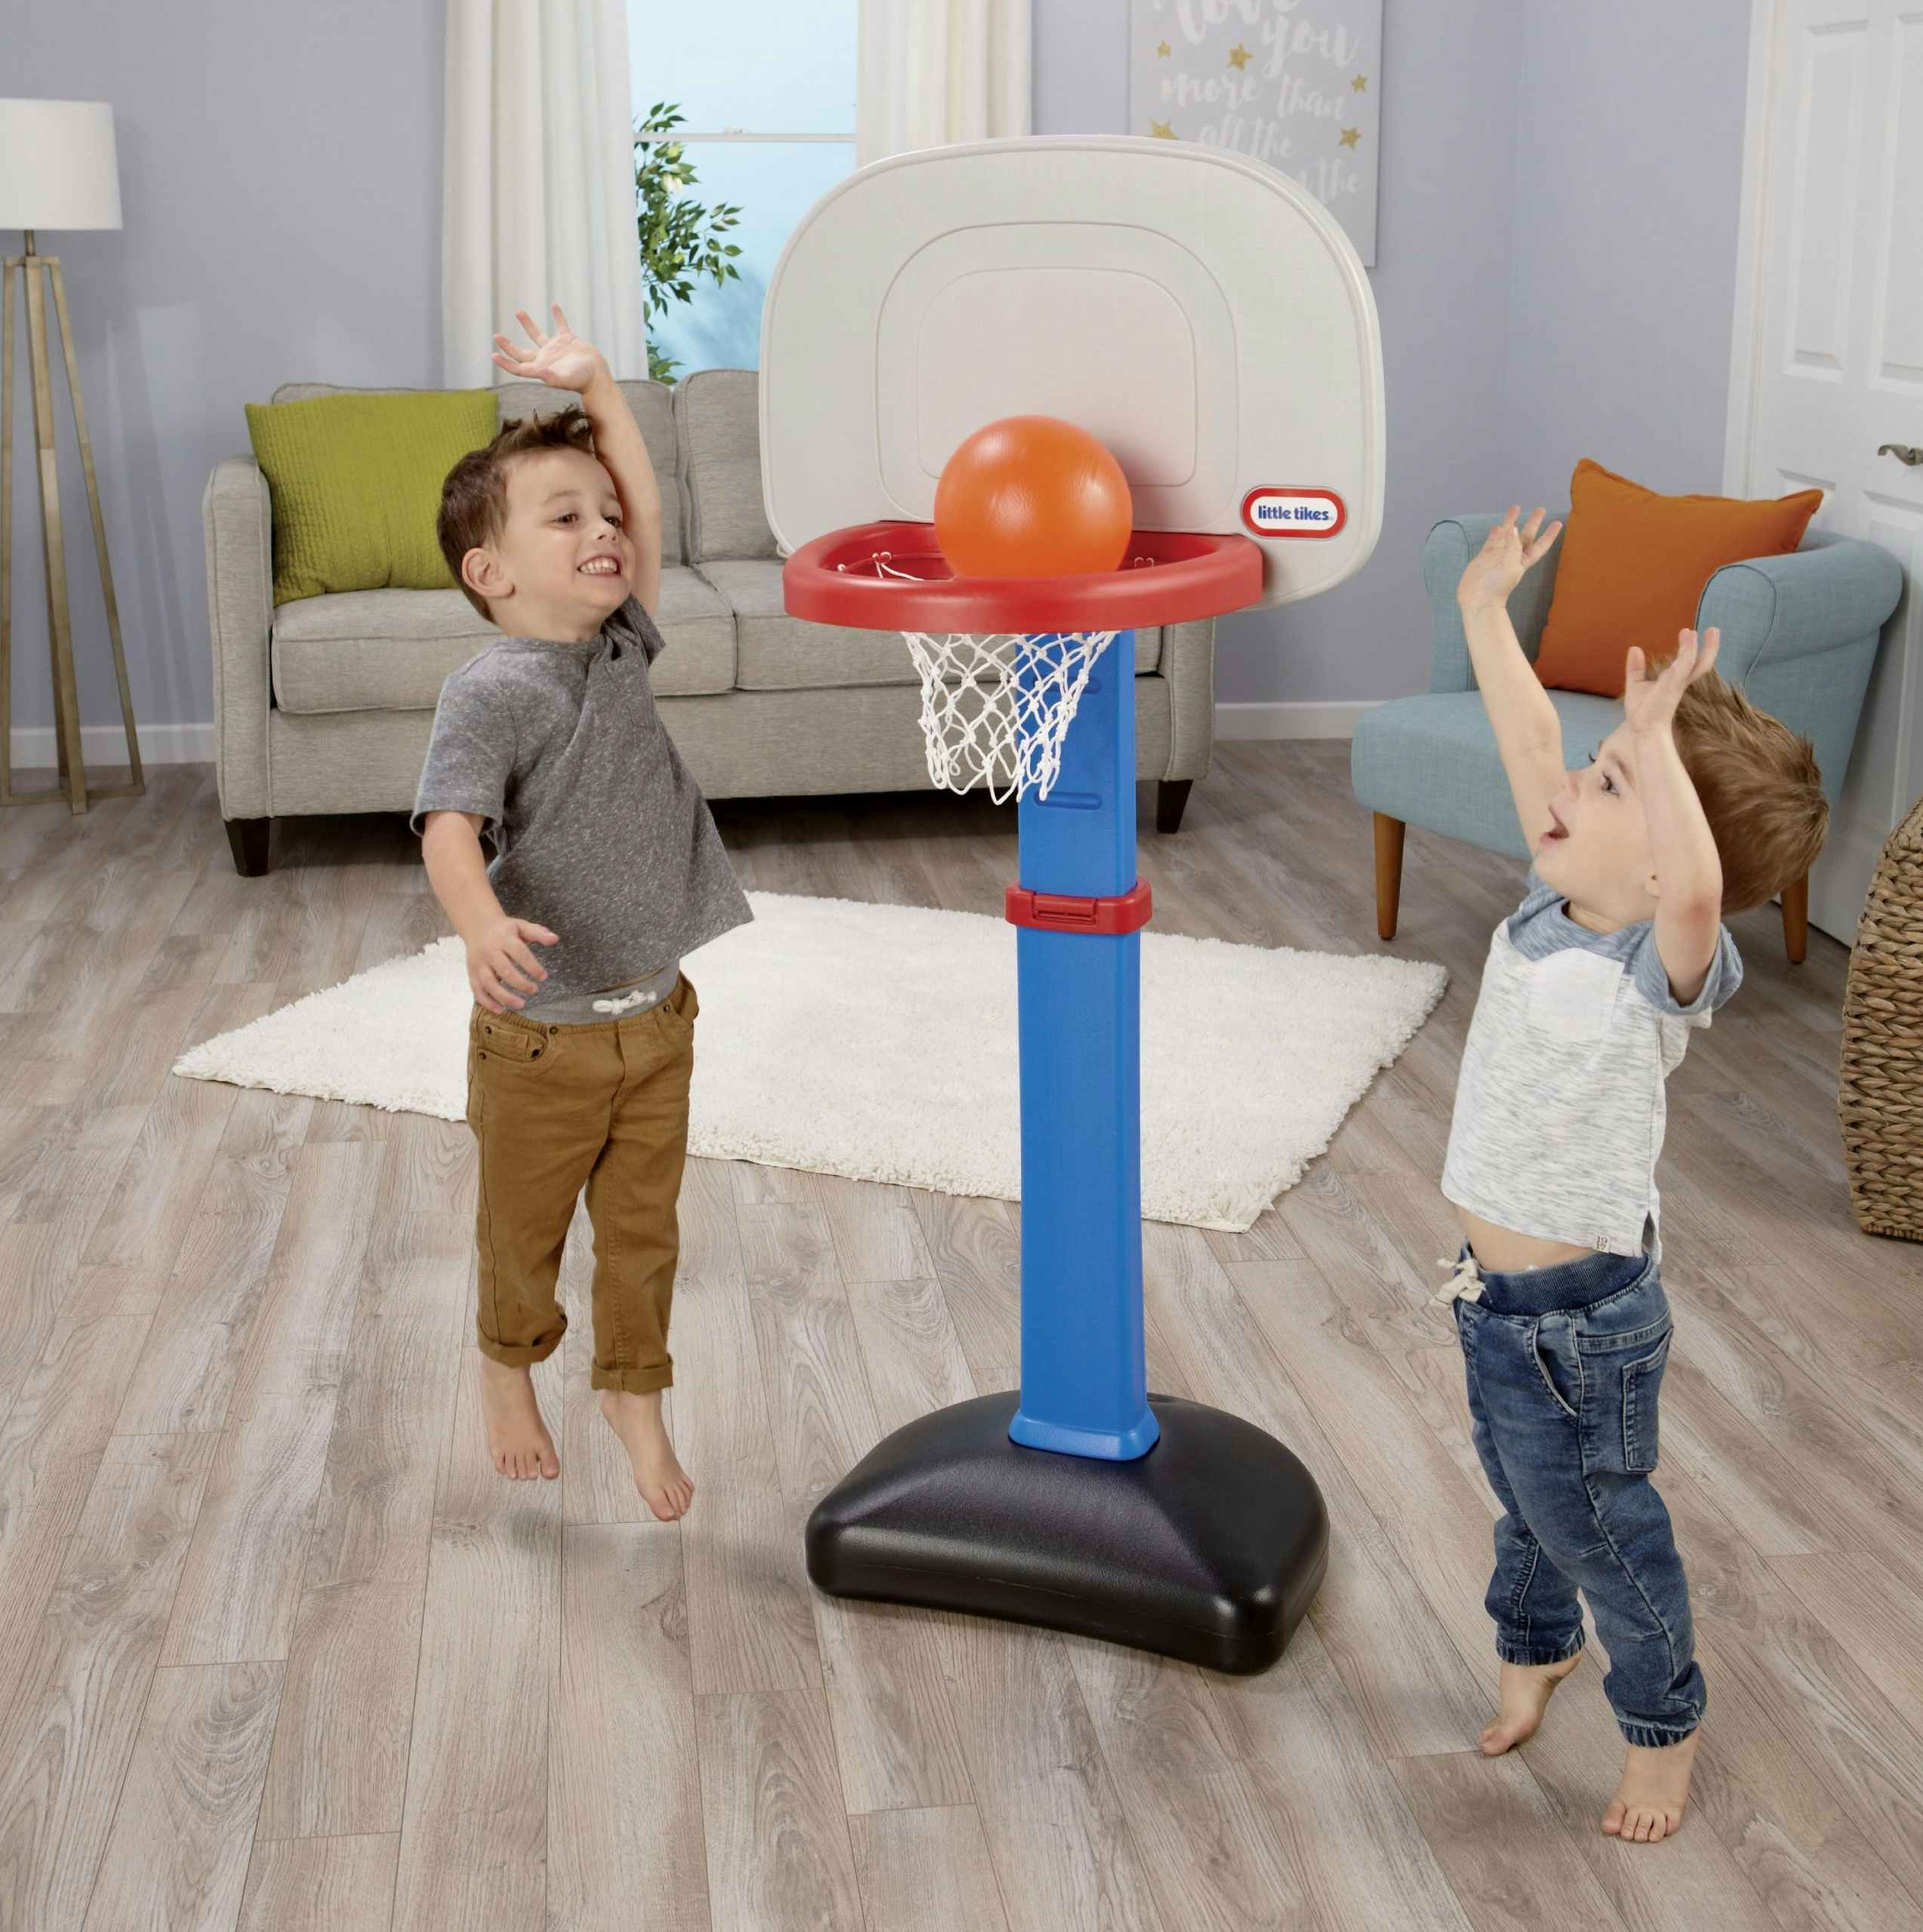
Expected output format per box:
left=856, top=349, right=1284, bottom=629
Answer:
left=414, top=305, right=750, bottom=1521
left=1432, top=506, right=1826, bottom=1842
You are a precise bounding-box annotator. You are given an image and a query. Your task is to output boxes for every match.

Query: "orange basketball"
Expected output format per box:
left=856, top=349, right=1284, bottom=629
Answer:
left=934, top=416, right=1134, bottom=579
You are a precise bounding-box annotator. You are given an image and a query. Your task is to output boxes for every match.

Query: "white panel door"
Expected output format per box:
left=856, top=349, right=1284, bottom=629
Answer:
left=1729, top=0, right=1923, bottom=942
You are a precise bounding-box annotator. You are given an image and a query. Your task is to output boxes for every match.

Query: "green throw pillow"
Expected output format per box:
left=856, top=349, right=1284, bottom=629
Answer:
left=245, top=388, right=500, bottom=605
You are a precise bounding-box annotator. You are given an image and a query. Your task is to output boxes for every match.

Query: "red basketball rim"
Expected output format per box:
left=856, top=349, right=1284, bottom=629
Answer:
left=784, top=521, right=1263, bottom=632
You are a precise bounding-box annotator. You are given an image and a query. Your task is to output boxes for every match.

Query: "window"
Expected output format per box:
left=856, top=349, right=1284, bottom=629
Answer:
left=629, top=1, right=858, bottom=376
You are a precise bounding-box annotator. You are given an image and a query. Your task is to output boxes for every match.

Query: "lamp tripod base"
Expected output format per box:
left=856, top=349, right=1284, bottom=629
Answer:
left=2, top=236, right=145, bottom=814
left=804, top=1390, right=1328, bottom=1675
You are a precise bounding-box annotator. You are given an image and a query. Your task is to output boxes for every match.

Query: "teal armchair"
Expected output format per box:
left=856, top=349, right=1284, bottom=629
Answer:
left=1351, top=512, right=1903, bottom=962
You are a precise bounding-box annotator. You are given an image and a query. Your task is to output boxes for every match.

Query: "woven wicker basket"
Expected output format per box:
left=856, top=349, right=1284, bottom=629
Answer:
left=1838, top=791, right=1923, bottom=1241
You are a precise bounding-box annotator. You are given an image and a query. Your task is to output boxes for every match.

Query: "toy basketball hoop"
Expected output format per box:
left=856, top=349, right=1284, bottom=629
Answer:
left=764, top=136, right=1384, bottom=1675
left=786, top=521, right=1263, bottom=801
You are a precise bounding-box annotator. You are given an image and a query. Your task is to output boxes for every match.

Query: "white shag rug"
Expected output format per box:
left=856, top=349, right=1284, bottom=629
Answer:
left=172, top=891, right=1445, bottom=1232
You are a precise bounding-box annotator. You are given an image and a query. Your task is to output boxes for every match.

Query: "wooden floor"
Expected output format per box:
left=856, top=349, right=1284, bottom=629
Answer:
left=1, top=748, right=1920, bottom=1932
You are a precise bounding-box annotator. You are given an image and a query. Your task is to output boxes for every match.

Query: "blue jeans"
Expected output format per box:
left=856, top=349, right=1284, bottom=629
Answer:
left=1446, top=1243, right=1705, bottom=1748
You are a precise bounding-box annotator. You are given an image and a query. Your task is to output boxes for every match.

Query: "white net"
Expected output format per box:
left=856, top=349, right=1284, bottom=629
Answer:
left=900, top=628, right=1117, bottom=802
left=864, top=553, right=1116, bottom=801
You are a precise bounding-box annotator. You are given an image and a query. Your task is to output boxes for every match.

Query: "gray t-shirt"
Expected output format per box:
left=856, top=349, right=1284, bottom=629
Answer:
left=1441, top=869, right=1743, bottom=1260
left=411, top=595, right=751, bottom=1010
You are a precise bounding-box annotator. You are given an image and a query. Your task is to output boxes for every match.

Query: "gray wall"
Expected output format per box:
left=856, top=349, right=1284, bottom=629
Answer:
left=6, top=0, right=443, bottom=741
left=1037, top=0, right=1756, bottom=708
left=9, top=0, right=1755, bottom=743
left=1500, top=4, right=1755, bottom=515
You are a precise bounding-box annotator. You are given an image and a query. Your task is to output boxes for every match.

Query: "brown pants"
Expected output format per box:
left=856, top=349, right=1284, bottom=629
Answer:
left=465, top=974, right=697, bottom=1394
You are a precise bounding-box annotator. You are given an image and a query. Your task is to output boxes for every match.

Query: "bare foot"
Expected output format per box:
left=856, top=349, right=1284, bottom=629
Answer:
left=478, top=1354, right=559, bottom=1480
left=600, top=1389, right=695, bottom=1521
left=1602, top=1730, right=1698, bottom=1842
left=1478, top=1652, right=1583, bottom=1755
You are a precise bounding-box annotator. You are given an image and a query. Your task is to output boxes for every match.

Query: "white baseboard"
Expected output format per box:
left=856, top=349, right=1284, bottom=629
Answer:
left=1214, top=700, right=1377, bottom=740
left=9, top=721, right=214, bottom=768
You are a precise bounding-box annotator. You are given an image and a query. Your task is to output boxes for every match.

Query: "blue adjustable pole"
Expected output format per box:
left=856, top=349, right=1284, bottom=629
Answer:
left=1007, top=631, right=1158, bottom=1462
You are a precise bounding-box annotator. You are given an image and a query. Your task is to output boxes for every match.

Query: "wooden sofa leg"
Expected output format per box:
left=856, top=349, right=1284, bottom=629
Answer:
left=1155, top=779, right=1193, bottom=834
left=226, top=817, right=271, bottom=877
left=1782, top=872, right=1809, bottom=965
left=1374, top=813, right=1405, bottom=941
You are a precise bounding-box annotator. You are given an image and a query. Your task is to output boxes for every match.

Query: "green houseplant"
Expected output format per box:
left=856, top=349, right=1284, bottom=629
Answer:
left=633, top=103, right=743, bottom=383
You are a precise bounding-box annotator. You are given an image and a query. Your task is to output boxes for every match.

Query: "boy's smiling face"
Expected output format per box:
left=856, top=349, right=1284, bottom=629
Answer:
left=463, top=445, right=634, bottom=640
left=1534, top=721, right=1660, bottom=929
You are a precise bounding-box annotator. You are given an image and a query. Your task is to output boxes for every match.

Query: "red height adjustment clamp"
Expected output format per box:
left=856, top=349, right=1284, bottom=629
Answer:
left=1005, top=877, right=1154, bottom=936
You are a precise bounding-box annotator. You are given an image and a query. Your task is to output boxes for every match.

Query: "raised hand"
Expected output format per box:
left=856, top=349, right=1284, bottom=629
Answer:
left=1623, top=627, right=1721, bottom=737
left=1457, top=505, right=1564, bottom=614
left=491, top=303, right=607, bottom=395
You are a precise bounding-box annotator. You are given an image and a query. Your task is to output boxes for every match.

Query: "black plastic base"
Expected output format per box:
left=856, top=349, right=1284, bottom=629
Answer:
left=805, top=1390, right=1329, bottom=1674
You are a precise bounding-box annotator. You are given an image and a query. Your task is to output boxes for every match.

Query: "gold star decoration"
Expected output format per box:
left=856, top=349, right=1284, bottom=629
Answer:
left=1149, top=118, right=1178, bottom=140
left=1228, top=44, right=1252, bottom=70
left=1156, top=39, right=1171, bottom=57
left=1352, top=73, right=1368, bottom=92
left=1338, top=126, right=1361, bottom=149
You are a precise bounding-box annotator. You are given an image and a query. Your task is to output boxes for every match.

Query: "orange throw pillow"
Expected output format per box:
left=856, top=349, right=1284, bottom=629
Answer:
left=1532, top=458, right=1822, bottom=697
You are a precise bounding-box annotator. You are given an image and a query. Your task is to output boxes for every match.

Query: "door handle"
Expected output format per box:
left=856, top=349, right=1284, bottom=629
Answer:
left=1877, top=443, right=1923, bottom=466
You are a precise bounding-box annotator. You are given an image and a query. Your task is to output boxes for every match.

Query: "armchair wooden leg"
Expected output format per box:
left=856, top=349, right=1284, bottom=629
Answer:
left=1782, top=872, right=1808, bottom=966
left=1374, top=813, right=1405, bottom=941
left=226, top=817, right=271, bottom=877
left=1155, top=779, right=1193, bottom=834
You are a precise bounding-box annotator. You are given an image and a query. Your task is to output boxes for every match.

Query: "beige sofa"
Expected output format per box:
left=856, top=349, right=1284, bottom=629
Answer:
left=203, top=370, right=1218, bottom=875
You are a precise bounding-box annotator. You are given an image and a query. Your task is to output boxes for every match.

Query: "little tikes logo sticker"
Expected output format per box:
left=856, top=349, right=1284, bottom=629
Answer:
left=1241, top=488, right=1346, bottom=538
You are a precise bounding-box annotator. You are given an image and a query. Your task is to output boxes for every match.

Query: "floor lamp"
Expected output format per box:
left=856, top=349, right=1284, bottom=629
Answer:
left=0, top=97, right=143, bottom=813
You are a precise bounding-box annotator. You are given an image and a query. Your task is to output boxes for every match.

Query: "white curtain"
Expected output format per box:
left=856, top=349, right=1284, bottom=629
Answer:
left=857, top=0, right=1032, bottom=168
left=442, top=0, right=648, bottom=386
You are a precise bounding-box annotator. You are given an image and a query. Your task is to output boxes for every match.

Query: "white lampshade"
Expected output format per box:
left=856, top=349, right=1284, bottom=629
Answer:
left=0, top=100, right=122, bottom=231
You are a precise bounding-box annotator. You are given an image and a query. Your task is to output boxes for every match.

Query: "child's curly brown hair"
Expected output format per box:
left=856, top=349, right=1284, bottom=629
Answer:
left=1669, top=670, right=1827, bottom=912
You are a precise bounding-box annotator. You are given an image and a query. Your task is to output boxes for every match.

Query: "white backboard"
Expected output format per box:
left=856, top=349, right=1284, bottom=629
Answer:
left=759, top=135, right=1383, bottom=609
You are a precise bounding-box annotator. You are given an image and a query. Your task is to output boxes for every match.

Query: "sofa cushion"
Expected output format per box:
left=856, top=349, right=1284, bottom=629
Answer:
left=271, top=567, right=736, bottom=715
left=246, top=389, right=500, bottom=604
left=271, top=378, right=685, bottom=567
left=272, top=589, right=493, bottom=713
left=703, top=558, right=1161, bottom=691
left=642, top=567, right=737, bottom=696
left=1534, top=458, right=1823, bottom=697
left=675, top=370, right=777, bottom=562
left=1349, top=688, right=1619, bottom=861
